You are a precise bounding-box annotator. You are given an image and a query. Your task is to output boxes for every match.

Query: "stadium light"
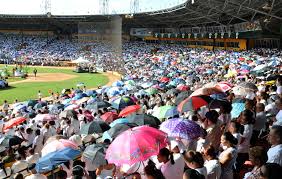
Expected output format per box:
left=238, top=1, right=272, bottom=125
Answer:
left=192, top=0, right=195, bottom=4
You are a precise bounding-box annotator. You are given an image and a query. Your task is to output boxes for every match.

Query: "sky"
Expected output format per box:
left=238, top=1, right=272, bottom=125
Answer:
left=0, top=0, right=186, bottom=15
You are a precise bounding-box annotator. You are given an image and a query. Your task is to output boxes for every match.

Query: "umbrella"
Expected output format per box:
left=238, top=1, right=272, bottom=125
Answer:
left=208, top=99, right=231, bottom=109
left=105, top=126, right=168, bottom=165
left=86, top=101, right=111, bottom=111
left=145, top=88, right=158, bottom=95
left=119, top=105, right=141, bottom=117
left=128, top=114, right=161, bottom=128
left=177, top=85, right=189, bottom=91
left=175, top=91, right=193, bottom=105
left=215, top=82, right=233, bottom=92
left=112, top=81, right=124, bottom=87
left=34, top=102, right=47, bottom=110
left=76, top=97, right=90, bottom=105
left=102, top=123, right=137, bottom=141
left=237, top=82, right=258, bottom=91
left=141, top=82, right=153, bottom=89
left=83, top=144, right=107, bottom=167
left=160, top=118, right=203, bottom=140
left=125, top=80, right=135, bottom=86
left=231, top=99, right=245, bottom=119
left=153, top=105, right=179, bottom=119
left=109, top=118, right=130, bottom=127
left=80, top=121, right=110, bottom=135
left=166, top=88, right=180, bottom=96
left=64, top=104, right=79, bottom=111
left=0, top=135, right=23, bottom=148
left=34, top=114, right=56, bottom=122
left=252, top=64, right=268, bottom=71
left=3, top=117, right=27, bottom=130
left=160, top=77, right=170, bottom=83
left=101, top=112, right=119, bottom=123
left=59, top=110, right=76, bottom=118
left=107, top=87, right=122, bottom=97
left=27, top=100, right=37, bottom=107
left=41, top=139, right=79, bottom=156
left=190, top=87, right=223, bottom=97
left=36, top=148, right=81, bottom=173
left=111, top=96, right=135, bottom=110
left=177, top=96, right=212, bottom=113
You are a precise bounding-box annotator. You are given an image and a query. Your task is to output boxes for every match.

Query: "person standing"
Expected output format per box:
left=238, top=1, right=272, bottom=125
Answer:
left=267, top=125, right=282, bottom=166
left=33, top=68, right=37, bottom=77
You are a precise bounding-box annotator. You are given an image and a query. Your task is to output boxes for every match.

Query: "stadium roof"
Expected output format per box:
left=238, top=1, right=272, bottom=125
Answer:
left=0, top=0, right=281, bottom=34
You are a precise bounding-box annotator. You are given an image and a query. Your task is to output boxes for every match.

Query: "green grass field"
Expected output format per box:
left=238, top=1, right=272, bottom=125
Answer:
left=0, top=65, right=109, bottom=103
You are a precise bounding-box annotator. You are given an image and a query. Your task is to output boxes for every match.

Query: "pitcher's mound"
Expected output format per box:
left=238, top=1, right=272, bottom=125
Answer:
left=10, top=73, right=77, bottom=84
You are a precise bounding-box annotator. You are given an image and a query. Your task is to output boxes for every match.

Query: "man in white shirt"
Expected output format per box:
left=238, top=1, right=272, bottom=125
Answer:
left=274, top=98, right=282, bottom=126
left=26, top=149, right=40, bottom=164
left=267, top=125, right=282, bottom=166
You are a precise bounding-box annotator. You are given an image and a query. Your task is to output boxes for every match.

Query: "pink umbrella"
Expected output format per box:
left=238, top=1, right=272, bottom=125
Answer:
left=34, top=114, right=56, bottom=122
left=41, top=139, right=78, bottom=156
left=105, top=126, right=168, bottom=166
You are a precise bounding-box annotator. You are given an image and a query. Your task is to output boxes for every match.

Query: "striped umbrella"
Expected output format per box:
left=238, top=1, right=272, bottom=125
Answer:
left=177, top=95, right=212, bottom=113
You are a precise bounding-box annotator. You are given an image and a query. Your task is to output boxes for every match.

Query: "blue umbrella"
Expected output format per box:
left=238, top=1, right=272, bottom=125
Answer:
left=35, top=148, right=81, bottom=173
left=62, top=98, right=72, bottom=105
left=112, top=81, right=124, bottom=87
left=231, top=99, right=245, bottom=119
left=87, top=97, right=97, bottom=105
left=109, top=118, right=130, bottom=127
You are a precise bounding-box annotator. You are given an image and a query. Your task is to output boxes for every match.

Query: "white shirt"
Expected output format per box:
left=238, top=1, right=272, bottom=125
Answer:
left=33, top=135, right=44, bottom=154
left=238, top=124, right=253, bottom=153
left=0, top=167, right=11, bottom=178
left=173, top=153, right=185, bottom=179
left=63, top=125, right=75, bottom=137
left=274, top=110, right=282, bottom=126
left=25, top=173, right=47, bottom=179
left=159, top=160, right=183, bottom=179
left=267, top=144, right=282, bottom=166
left=71, top=118, right=80, bottom=134
left=232, top=133, right=241, bottom=148
left=204, top=159, right=221, bottom=179
left=195, top=167, right=208, bottom=179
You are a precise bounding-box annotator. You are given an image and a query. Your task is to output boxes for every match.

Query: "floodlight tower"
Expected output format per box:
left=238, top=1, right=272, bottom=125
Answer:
left=130, top=0, right=139, bottom=14
left=99, top=0, right=109, bottom=15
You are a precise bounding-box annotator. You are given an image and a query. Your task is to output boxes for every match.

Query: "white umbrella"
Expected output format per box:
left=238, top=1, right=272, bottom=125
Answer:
left=252, top=64, right=267, bottom=71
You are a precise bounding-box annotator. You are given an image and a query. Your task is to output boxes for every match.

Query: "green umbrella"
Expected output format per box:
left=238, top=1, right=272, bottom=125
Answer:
left=27, top=100, right=37, bottom=107
left=125, top=80, right=135, bottom=86
left=145, top=88, right=158, bottom=95
left=153, top=105, right=179, bottom=120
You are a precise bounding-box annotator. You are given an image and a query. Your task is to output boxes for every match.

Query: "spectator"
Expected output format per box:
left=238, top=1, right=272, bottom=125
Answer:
left=184, top=150, right=207, bottom=179
left=203, top=145, right=221, bottom=179
left=267, top=125, right=282, bottom=165
left=243, top=146, right=268, bottom=179
left=219, top=132, right=238, bottom=179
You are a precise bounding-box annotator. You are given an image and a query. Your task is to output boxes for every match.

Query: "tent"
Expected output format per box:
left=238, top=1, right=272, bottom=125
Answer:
left=71, top=57, right=90, bottom=64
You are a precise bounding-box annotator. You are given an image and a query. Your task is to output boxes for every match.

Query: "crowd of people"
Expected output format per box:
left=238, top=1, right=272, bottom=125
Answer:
left=0, top=38, right=282, bottom=179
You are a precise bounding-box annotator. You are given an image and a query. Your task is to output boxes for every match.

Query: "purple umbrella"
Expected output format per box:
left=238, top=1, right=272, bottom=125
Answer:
left=159, top=118, right=203, bottom=140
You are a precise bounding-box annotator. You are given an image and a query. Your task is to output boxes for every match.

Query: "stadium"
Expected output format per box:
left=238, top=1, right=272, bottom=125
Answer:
left=0, top=0, right=282, bottom=178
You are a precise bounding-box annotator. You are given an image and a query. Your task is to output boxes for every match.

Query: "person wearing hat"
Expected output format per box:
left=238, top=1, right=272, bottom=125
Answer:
left=25, top=163, right=47, bottom=179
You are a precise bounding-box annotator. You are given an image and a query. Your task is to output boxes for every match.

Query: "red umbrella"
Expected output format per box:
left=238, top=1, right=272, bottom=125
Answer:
left=239, top=57, right=245, bottom=61
left=101, top=112, right=118, bottom=123
left=119, top=105, right=141, bottom=117
left=160, top=77, right=170, bottom=83
left=177, top=96, right=212, bottom=113
left=4, top=117, right=27, bottom=130
left=215, top=82, right=233, bottom=92
left=177, top=85, right=190, bottom=91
